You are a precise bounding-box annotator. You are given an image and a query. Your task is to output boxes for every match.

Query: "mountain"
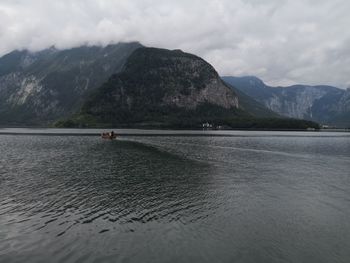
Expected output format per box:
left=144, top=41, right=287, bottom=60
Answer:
left=0, top=42, right=142, bottom=126
left=67, top=47, right=245, bottom=128
left=0, top=44, right=319, bottom=130
left=222, top=76, right=350, bottom=127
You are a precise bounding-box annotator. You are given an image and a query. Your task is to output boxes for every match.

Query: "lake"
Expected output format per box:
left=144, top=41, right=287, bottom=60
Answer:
left=0, top=130, right=349, bottom=263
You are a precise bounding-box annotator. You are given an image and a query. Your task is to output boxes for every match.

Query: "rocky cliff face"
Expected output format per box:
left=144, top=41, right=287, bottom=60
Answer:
left=266, top=86, right=335, bottom=119
left=0, top=42, right=142, bottom=125
left=223, top=76, right=350, bottom=127
left=75, top=48, right=241, bottom=127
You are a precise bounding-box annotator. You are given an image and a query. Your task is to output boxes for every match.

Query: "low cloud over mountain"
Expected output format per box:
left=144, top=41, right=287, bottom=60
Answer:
left=0, top=0, right=349, bottom=88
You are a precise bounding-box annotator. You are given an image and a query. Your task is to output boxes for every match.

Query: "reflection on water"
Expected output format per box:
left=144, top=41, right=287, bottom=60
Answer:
left=0, top=132, right=350, bottom=263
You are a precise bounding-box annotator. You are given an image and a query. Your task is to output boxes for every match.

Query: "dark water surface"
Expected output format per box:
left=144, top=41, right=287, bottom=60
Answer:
left=0, top=131, right=349, bottom=263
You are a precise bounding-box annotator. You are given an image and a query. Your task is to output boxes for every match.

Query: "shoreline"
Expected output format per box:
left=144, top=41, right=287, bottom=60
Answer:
left=0, top=128, right=349, bottom=137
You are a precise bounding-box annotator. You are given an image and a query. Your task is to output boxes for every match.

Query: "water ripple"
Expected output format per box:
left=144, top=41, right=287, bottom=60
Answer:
left=0, top=134, right=349, bottom=263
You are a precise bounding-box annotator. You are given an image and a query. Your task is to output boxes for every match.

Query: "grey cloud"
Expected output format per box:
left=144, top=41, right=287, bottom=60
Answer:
left=0, top=0, right=349, bottom=88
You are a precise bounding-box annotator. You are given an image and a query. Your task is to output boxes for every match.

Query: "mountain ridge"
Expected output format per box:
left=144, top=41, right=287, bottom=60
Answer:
left=222, top=76, right=350, bottom=127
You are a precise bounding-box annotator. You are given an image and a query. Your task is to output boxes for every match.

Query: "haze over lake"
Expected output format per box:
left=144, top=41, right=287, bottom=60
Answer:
left=0, top=130, right=349, bottom=263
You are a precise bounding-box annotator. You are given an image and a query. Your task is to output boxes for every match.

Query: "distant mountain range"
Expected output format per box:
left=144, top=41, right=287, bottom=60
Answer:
left=223, top=76, right=350, bottom=128
left=0, top=43, right=322, bottom=129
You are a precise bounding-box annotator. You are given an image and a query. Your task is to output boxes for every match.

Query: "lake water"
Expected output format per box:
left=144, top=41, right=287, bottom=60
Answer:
left=0, top=130, right=349, bottom=263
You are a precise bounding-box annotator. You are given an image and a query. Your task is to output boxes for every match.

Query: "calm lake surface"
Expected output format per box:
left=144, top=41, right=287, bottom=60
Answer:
left=0, top=130, right=349, bottom=263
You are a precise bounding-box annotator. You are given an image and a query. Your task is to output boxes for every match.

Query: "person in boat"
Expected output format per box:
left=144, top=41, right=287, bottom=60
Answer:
left=101, top=131, right=116, bottom=139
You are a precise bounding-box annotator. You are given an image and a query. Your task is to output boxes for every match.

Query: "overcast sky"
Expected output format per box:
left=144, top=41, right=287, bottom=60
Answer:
left=0, top=0, right=349, bottom=88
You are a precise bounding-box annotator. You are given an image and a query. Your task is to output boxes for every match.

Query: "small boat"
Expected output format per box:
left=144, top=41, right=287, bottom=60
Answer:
left=101, top=132, right=117, bottom=140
